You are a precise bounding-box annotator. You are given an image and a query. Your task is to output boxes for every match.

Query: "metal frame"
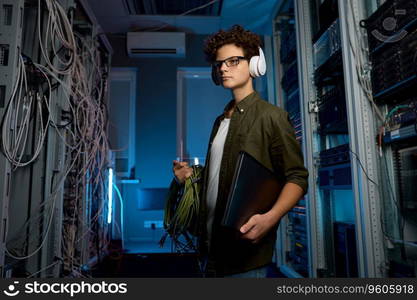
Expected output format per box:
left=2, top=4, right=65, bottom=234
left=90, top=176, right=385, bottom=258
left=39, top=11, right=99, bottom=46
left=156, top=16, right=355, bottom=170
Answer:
left=294, top=0, right=321, bottom=278
left=270, top=0, right=288, bottom=108
left=292, top=0, right=386, bottom=278
left=338, top=0, right=385, bottom=277
left=36, top=0, right=76, bottom=278
left=271, top=0, right=293, bottom=271
left=0, top=0, right=25, bottom=278
left=271, top=0, right=320, bottom=278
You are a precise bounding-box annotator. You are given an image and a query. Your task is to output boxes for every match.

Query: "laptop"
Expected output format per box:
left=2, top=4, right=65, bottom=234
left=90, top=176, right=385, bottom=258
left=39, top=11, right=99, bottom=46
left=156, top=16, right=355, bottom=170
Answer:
left=221, top=151, right=284, bottom=231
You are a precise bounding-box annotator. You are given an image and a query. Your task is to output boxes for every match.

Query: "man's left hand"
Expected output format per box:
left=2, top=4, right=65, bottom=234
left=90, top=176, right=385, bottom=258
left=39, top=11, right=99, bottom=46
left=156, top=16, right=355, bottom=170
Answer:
left=239, top=212, right=279, bottom=244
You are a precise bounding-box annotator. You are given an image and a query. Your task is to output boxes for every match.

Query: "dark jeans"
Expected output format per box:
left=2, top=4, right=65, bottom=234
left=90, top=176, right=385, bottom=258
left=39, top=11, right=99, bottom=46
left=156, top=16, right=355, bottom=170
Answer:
left=201, top=256, right=268, bottom=278
left=223, top=265, right=268, bottom=278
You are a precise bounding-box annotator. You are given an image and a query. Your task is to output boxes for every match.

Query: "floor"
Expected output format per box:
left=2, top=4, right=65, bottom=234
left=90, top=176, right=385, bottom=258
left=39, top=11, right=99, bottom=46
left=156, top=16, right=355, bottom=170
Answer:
left=93, top=240, right=286, bottom=278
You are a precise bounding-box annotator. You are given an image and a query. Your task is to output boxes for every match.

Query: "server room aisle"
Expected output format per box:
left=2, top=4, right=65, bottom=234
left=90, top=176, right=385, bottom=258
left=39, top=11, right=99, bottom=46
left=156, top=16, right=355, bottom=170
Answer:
left=91, top=241, right=285, bottom=278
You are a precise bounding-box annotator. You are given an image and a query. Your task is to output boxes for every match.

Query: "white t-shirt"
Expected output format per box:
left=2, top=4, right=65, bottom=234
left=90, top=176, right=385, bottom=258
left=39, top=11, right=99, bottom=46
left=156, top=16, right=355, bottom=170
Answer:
left=206, top=117, right=230, bottom=247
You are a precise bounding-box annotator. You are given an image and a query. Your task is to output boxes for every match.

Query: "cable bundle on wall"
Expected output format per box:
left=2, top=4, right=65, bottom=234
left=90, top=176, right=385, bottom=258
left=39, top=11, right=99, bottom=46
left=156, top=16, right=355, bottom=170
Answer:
left=3, top=0, right=112, bottom=278
left=59, top=30, right=112, bottom=278
left=1, top=54, right=51, bottom=168
left=38, top=0, right=77, bottom=75
left=60, top=31, right=110, bottom=277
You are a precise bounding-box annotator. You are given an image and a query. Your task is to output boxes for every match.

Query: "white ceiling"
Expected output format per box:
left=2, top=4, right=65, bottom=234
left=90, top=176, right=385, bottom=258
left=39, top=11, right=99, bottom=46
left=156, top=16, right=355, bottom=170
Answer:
left=85, top=0, right=282, bottom=35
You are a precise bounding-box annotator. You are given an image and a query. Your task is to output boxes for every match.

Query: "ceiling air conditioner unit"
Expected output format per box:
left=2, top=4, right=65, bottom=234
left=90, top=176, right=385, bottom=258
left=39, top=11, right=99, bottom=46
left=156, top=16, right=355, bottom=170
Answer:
left=127, top=32, right=186, bottom=58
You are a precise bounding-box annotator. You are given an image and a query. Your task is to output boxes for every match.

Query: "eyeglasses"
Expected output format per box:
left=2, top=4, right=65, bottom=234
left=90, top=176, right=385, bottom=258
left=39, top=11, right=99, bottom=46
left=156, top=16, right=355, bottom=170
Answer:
left=212, top=56, right=247, bottom=69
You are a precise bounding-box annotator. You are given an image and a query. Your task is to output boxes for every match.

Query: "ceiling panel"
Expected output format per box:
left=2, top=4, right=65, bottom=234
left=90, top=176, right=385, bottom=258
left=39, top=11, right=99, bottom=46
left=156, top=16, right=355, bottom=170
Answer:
left=126, top=0, right=223, bottom=16
left=86, top=0, right=282, bottom=35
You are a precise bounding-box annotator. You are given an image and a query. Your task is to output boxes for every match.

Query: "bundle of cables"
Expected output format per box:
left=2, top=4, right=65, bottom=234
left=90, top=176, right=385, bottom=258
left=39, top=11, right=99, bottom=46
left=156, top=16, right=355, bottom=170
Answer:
left=160, top=164, right=203, bottom=252
left=3, top=0, right=111, bottom=274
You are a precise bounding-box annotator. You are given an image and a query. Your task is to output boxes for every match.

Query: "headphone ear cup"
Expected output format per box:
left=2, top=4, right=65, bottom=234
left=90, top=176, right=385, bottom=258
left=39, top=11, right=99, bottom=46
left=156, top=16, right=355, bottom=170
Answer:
left=249, top=56, right=260, bottom=77
left=211, top=66, right=221, bottom=85
left=257, top=47, right=266, bottom=76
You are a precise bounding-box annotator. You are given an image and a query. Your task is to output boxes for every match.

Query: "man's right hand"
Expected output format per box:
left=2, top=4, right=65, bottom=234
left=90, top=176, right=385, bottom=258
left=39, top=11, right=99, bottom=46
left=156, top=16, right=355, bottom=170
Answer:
left=172, top=160, right=193, bottom=184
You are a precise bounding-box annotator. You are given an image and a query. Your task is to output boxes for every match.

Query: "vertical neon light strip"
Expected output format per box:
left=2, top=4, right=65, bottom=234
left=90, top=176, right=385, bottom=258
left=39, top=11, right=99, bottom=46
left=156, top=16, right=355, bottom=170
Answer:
left=107, top=168, right=114, bottom=224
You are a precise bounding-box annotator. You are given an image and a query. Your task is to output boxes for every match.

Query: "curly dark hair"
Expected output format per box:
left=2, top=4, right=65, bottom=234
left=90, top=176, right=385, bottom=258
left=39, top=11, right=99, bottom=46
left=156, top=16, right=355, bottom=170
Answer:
left=203, top=24, right=262, bottom=63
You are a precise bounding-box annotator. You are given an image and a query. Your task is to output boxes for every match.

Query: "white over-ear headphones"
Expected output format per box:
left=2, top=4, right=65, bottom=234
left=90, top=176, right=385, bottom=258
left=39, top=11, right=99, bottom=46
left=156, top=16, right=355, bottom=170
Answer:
left=249, top=47, right=267, bottom=77
left=211, top=46, right=267, bottom=85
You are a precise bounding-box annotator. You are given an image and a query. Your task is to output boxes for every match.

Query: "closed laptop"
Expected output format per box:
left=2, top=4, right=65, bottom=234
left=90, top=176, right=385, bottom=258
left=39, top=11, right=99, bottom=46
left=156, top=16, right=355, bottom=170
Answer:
left=221, top=151, right=284, bottom=231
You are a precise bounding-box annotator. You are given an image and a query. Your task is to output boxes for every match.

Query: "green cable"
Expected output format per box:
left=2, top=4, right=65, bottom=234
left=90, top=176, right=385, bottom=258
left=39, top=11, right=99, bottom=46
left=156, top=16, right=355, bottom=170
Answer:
left=385, top=105, right=410, bottom=124
left=160, top=165, right=203, bottom=250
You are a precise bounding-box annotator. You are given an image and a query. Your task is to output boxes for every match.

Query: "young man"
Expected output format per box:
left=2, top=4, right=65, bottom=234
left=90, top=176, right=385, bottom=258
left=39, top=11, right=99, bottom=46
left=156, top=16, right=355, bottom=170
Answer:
left=173, top=25, right=308, bottom=277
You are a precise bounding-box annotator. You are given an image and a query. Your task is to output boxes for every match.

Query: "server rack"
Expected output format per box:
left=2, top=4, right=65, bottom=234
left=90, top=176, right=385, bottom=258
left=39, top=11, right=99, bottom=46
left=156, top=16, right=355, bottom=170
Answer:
left=272, top=0, right=310, bottom=278
left=363, top=0, right=417, bottom=277
left=0, top=0, right=113, bottom=278
left=0, top=0, right=25, bottom=277
left=274, top=0, right=387, bottom=277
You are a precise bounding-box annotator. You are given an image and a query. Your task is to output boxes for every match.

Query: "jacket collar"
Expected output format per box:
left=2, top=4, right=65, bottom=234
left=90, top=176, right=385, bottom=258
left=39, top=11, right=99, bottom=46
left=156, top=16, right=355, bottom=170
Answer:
left=222, top=90, right=259, bottom=116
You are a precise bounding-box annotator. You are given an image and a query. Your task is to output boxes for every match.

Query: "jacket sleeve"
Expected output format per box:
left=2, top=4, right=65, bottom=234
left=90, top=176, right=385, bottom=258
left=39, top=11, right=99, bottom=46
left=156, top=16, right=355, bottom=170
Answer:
left=269, top=110, right=309, bottom=195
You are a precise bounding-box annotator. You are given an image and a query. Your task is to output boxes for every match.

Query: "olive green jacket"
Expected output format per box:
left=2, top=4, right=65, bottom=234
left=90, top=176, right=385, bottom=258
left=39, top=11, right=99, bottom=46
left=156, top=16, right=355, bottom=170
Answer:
left=196, top=90, right=309, bottom=276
